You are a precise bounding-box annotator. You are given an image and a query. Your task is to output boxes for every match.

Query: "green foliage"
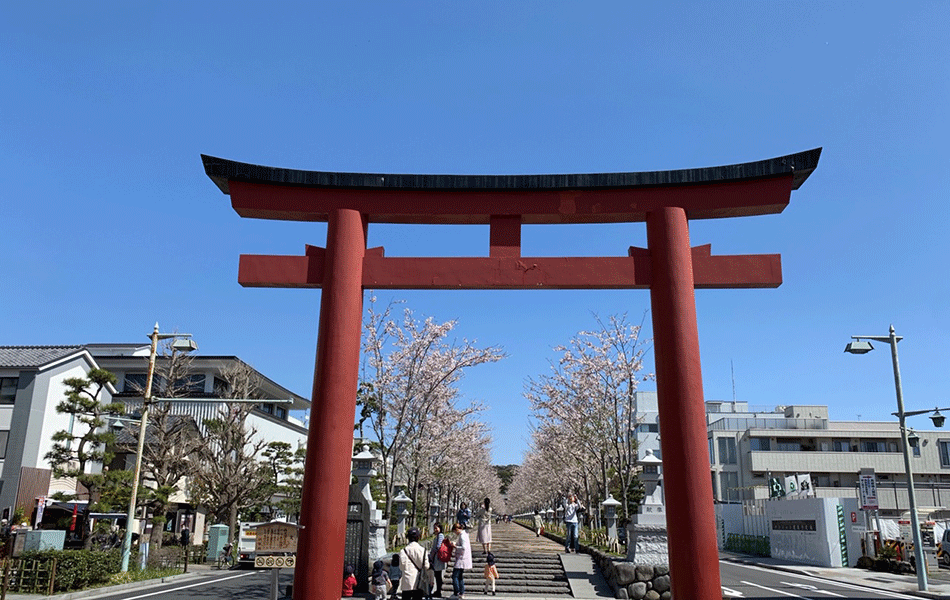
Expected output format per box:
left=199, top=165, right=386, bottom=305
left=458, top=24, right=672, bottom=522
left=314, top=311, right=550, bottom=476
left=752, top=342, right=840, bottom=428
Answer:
left=724, top=534, right=771, bottom=557
left=43, top=369, right=125, bottom=511
left=20, top=549, right=121, bottom=592
left=493, top=464, right=518, bottom=495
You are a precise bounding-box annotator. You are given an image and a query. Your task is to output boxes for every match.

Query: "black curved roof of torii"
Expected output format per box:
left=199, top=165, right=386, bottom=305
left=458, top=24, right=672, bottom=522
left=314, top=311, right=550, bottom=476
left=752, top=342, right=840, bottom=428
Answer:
left=202, top=148, right=821, bottom=195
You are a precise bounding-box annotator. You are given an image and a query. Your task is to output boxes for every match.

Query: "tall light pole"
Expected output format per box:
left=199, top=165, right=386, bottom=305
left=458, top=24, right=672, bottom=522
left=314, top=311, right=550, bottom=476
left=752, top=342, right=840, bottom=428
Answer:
left=120, top=323, right=197, bottom=573
left=845, top=325, right=928, bottom=590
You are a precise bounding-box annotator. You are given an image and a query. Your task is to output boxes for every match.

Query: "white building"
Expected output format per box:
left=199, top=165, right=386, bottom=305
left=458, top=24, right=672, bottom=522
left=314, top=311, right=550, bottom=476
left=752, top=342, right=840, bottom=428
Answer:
left=0, top=344, right=309, bottom=536
left=633, top=392, right=950, bottom=517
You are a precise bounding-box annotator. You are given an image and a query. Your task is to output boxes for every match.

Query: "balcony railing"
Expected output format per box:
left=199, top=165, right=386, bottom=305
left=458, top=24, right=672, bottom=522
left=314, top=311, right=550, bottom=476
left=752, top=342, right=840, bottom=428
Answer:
left=708, top=417, right=828, bottom=431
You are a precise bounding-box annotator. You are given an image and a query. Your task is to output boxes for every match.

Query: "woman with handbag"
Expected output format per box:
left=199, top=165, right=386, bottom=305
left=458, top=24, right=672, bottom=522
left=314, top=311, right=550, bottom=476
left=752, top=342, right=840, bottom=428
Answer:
left=428, top=522, right=449, bottom=597
left=399, top=527, right=430, bottom=600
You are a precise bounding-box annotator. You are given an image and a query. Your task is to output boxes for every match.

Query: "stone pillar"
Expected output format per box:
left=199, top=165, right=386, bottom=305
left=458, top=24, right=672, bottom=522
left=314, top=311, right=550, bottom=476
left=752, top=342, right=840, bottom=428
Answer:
left=294, top=208, right=366, bottom=600
left=602, top=495, right=622, bottom=544
left=646, top=205, right=722, bottom=600
left=393, top=490, right=411, bottom=542
left=429, top=498, right=440, bottom=534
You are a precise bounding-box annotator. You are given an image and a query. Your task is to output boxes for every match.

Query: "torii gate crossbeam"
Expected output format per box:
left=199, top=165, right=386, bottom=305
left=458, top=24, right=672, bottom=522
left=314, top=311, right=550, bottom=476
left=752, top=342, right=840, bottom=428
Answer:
left=203, top=148, right=821, bottom=600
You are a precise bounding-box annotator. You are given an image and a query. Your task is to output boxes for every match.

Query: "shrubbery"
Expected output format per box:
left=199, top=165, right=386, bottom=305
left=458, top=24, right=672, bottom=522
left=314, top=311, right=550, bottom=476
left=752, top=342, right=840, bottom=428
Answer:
left=20, top=548, right=121, bottom=592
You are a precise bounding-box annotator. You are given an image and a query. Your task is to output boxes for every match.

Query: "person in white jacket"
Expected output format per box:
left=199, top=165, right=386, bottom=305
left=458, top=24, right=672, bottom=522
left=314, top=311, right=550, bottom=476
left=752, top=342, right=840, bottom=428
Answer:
left=451, top=521, right=472, bottom=598
left=399, top=528, right=430, bottom=600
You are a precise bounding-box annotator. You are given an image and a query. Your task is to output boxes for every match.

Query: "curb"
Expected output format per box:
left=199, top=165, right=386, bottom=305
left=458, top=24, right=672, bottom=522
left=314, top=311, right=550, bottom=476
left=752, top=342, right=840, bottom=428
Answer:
left=3, top=570, right=208, bottom=600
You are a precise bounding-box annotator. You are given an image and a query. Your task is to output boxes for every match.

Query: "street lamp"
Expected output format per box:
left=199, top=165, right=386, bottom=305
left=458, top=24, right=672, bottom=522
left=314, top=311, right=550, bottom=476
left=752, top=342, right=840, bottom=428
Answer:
left=845, top=325, right=934, bottom=591
left=120, top=323, right=197, bottom=573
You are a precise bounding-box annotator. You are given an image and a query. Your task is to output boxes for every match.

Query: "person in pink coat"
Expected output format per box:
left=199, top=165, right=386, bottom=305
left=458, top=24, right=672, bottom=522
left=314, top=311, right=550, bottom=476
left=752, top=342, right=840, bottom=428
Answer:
left=450, top=522, right=472, bottom=598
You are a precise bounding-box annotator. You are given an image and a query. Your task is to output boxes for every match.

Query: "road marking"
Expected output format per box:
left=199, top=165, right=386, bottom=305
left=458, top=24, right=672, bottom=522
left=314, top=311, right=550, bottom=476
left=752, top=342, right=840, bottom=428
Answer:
left=742, top=580, right=811, bottom=599
left=122, top=571, right=258, bottom=600
left=722, top=586, right=744, bottom=597
left=782, top=581, right=845, bottom=597
left=722, top=561, right=921, bottom=599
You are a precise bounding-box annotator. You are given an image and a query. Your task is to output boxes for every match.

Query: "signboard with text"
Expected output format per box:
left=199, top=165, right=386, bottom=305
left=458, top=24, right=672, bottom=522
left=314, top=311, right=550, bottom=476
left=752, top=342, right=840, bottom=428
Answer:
left=859, top=470, right=878, bottom=510
left=254, top=521, right=298, bottom=568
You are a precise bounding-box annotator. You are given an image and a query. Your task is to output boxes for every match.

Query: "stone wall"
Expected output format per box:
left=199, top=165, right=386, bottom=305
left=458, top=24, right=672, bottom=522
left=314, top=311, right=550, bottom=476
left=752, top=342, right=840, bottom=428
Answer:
left=590, top=547, right=671, bottom=600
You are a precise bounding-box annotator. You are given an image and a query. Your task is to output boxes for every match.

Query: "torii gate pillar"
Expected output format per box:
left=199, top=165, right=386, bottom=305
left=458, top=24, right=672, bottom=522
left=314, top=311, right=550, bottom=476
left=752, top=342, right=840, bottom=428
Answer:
left=647, top=206, right=719, bottom=596
left=296, top=208, right=366, bottom=598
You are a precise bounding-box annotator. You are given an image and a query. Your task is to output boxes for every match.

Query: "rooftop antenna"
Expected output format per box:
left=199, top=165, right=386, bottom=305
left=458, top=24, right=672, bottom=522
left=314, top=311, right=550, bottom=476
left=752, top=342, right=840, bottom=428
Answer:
left=731, top=360, right=737, bottom=403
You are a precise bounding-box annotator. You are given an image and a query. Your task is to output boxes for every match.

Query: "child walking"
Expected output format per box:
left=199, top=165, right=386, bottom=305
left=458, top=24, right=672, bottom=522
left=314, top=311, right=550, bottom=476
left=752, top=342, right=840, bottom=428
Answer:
left=371, top=559, right=392, bottom=600
left=483, top=552, right=499, bottom=596
left=389, top=553, right=402, bottom=600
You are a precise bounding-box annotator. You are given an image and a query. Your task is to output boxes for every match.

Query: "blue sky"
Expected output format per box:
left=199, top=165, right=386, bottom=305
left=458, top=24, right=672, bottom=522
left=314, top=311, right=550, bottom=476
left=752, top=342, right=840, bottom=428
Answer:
left=3, top=2, right=947, bottom=465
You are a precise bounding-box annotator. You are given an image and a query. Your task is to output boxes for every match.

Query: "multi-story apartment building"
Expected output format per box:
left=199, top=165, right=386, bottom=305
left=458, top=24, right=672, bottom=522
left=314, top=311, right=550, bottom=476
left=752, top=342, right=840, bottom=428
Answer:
left=0, top=344, right=309, bottom=536
left=633, top=392, right=950, bottom=517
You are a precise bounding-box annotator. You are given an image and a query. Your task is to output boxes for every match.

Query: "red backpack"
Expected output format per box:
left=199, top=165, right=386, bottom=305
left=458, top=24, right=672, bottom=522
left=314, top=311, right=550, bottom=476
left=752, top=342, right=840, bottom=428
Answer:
left=437, top=538, right=453, bottom=563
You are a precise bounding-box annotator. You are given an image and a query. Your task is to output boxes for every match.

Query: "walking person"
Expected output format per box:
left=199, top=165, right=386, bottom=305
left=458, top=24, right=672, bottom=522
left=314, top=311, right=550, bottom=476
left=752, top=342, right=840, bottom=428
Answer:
left=371, top=559, right=392, bottom=600
left=475, top=497, right=493, bottom=554
left=451, top=521, right=472, bottom=598
left=399, top=527, right=430, bottom=600
left=456, top=502, right=472, bottom=529
left=428, top=522, right=449, bottom=597
left=562, top=493, right=584, bottom=553
left=533, top=509, right=544, bottom=536
left=483, top=552, right=499, bottom=596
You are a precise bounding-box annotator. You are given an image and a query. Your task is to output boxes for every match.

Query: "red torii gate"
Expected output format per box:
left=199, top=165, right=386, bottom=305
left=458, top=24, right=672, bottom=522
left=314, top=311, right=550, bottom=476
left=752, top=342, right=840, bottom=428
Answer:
left=203, top=148, right=821, bottom=600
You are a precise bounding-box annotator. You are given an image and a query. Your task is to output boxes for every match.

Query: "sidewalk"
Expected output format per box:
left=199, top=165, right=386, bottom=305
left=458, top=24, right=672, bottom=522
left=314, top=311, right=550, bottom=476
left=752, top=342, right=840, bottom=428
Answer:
left=724, top=552, right=950, bottom=600
left=3, top=561, right=221, bottom=600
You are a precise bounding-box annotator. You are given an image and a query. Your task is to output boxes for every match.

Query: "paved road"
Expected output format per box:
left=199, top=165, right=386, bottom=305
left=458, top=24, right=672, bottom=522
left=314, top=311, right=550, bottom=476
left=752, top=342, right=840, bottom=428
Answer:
left=721, top=561, right=922, bottom=600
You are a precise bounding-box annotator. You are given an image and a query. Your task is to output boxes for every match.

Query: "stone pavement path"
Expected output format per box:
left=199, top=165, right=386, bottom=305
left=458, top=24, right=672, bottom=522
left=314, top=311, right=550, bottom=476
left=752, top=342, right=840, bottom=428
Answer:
left=486, top=519, right=565, bottom=555
left=465, top=521, right=613, bottom=598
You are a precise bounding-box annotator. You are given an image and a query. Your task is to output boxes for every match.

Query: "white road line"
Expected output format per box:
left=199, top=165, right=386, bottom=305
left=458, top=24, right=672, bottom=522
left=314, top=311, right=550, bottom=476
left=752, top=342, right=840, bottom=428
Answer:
left=782, top=581, right=845, bottom=597
left=722, top=586, right=745, bottom=597
left=722, top=561, right=922, bottom=599
left=120, top=571, right=258, bottom=600
left=742, top=580, right=811, bottom=599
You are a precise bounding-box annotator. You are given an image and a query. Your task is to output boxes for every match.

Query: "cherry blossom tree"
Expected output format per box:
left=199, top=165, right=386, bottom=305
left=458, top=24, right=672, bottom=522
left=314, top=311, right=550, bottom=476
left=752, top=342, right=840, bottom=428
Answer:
left=359, top=298, right=506, bottom=518
left=519, top=313, right=652, bottom=519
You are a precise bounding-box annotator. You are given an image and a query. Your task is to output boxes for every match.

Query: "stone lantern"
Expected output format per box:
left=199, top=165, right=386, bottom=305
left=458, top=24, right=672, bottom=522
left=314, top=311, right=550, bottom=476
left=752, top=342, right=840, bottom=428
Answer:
left=428, top=496, right=440, bottom=534
left=545, top=508, right=554, bottom=528
left=601, top=494, right=622, bottom=544
left=352, top=444, right=378, bottom=502
left=393, top=489, right=411, bottom=542
left=348, top=442, right=388, bottom=582
left=626, top=448, right=668, bottom=564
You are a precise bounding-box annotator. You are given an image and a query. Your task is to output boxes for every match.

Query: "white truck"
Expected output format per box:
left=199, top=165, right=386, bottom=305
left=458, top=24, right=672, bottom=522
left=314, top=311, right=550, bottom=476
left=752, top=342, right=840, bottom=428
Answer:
left=237, top=521, right=265, bottom=567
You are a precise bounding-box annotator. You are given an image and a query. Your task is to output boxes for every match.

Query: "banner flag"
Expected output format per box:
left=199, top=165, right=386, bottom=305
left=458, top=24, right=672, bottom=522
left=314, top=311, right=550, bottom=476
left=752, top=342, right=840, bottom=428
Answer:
left=769, top=477, right=785, bottom=498
left=797, top=473, right=814, bottom=497
left=785, top=475, right=799, bottom=498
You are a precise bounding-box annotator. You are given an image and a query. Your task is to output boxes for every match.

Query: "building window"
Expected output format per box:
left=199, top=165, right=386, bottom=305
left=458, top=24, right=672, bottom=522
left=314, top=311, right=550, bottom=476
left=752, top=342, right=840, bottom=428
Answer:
left=833, top=440, right=851, bottom=452
left=275, top=406, right=287, bottom=419
left=123, top=373, right=148, bottom=393
left=718, top=438, right=737, bottom=465
left=0, top=430, right=8, bottom=459
left=637, top=423, right=659, bottom=433
left=750, top=437, right=771, bottom=451
left=709, top=438, right=715, bottom=463
left=259, top=403, right=274, bottom=415
left=861, top=441, right=886, bottom=453
left=0, top=378, right=17, bottom=404
left=777, top=440, right=802, bottom=452
left=720, top=471, right=739, bottom=502
left=939, top=440, right=950, bottom=467
left=175, top=374, right=206, bottom=394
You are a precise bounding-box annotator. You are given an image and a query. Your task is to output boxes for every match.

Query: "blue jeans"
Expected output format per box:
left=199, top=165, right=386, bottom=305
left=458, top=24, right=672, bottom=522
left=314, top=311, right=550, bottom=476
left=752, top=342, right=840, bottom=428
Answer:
left=452, top=568, right=465, bottom=595
left=565, top=521, right=579, bottom=552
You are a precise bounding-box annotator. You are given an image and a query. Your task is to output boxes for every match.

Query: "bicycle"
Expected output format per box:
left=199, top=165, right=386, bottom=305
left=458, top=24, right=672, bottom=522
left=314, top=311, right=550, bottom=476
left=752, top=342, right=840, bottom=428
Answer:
left=218, top=545, right=234, bottom=569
